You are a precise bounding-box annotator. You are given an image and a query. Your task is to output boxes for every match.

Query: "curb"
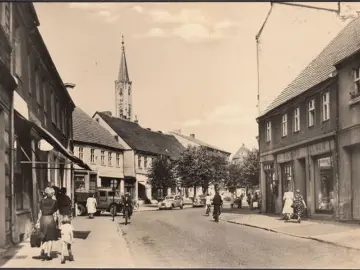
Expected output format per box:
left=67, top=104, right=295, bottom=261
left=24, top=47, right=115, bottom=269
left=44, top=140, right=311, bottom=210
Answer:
left=223, top=219, right=360, bottom=252
left=114, top=218, right=135, bottom=268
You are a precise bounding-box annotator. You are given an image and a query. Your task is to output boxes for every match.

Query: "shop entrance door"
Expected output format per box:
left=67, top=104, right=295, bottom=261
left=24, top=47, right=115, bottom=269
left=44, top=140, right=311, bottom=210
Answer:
left=282, top=162, right=294, bottom=194
left=264, top=163, right=276, bottom=213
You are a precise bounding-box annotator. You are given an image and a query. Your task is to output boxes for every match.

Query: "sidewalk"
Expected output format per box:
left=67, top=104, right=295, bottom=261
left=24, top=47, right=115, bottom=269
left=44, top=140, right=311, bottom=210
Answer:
left=220, top=210, right=360, bottom=251
left=136, top=204, right=193, bottom=212
left=0, top=216, right=134, bottom=268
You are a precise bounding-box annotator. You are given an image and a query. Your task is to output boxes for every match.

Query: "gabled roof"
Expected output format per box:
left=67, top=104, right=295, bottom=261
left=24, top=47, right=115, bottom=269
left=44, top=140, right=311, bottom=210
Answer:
left=232, top=144, right=249, bottom=160
left=96, top=112, right=185, bottom=159
left=260, top=16, right=360, bottom=118
left=170, top=132, right=231, bottom=155
left=73, top=107, right=125, bottom=150
left=118, top=35, right=130, bottom=82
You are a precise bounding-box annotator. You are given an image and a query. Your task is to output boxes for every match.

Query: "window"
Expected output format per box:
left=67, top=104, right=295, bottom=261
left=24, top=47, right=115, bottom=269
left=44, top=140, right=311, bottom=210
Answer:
left=43, top=82, right=47, bottom=113
left=138, top=155, right=142, bottom=168
left=14, top=22, right=22, bottom=77
left=308, top=99, right=315, bottom=127
left=116, top=153, right=120, bottom=167
left=322, top=92, right=330, bottom=121
left=353, top=68, right=360, bottom=98
left=266, top=121, right=271, bottom=142
left=51, top=90, right=55, bottom=123
left=2, top=3, right=11, bottom=39
left=35, top=72, right=41, bottom=105
left=78, top=147, right=83, bottom=160
left=90, top=149, right=95, bottom=163
left=56, top=99, right=60, bottom=127
left=282, top=114, right=287, bottom=137
left=294, top=107, right=300, bottom=132
left=128, top=104, right=132, bottom=118
left=101, top=151, right=105, bottom=165
left=144, top=156, right=148, bottom=168
left=28, top=52, right=32, bottom=96
left=108, top=152, right=112, bottom=166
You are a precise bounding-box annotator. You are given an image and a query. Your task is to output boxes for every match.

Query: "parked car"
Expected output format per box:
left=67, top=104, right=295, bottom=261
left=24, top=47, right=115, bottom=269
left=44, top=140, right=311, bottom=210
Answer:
left=75, top=188, right=123, bottom=216
left=158, top=195, right=184, bottom=210
left=193, top=194, right=206, bottom=207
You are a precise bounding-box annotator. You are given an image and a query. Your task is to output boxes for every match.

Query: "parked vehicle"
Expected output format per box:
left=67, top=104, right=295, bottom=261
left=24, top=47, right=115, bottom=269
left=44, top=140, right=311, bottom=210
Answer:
left=75, top=188, right=123, bottom=216
left=193, top=194, right=206, bottom=207
left=158, top=195, right=184, bottom=210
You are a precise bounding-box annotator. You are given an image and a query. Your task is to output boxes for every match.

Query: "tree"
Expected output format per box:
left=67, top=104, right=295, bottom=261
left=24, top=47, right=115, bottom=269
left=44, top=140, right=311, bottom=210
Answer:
left=175, top=146, right=229, bottom=195
left=148, top=155, right=176, bottom=197
left=226, top=163, right=244, bottom=192
left=241, top=148, right=260, bottom=188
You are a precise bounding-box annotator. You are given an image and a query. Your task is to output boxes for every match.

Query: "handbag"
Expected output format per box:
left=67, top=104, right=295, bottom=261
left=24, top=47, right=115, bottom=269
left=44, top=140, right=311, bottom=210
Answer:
left=291, top=202, right=295, bottom=208
left=30, top=227, right=43, bottom=248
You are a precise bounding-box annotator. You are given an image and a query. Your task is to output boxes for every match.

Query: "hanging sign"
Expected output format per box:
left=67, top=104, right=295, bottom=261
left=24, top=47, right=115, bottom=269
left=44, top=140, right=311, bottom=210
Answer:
left=38, top=139, right=54, bottom=152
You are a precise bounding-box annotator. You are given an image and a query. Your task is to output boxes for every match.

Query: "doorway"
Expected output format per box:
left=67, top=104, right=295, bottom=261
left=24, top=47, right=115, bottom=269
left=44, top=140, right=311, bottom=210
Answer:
left=264, top=163, right=276, bottom=213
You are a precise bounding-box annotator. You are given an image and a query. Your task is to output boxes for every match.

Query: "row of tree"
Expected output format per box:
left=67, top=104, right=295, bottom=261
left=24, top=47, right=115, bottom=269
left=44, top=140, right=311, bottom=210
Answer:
left=148, top=145, right=259, bottom=196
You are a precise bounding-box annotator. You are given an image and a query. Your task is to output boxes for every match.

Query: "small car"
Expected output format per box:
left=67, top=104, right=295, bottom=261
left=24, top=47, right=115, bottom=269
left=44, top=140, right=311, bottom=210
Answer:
left=193, top=195, right=206, bottom=207
left=158, top=195, right=184, bottom=210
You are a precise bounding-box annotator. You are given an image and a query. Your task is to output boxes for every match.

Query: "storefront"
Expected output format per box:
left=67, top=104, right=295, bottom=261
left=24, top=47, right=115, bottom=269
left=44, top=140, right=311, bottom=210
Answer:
left=281, top=162, right=294, bottom=194
left=314, top=156, right=334, bottom=214
left=264, top=163, right=277, bottom=213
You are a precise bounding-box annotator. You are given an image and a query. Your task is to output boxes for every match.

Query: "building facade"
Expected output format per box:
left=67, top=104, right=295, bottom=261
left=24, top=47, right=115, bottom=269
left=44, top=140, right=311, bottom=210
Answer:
left=258, top=15, right=360, bottom=221
left=0, top=3, right=89, bottom=248
left=72, top=107, right=125, bottom=195
left=93, top=111, right=185, bottom=201
left=231, top=143, right=249, bottom=165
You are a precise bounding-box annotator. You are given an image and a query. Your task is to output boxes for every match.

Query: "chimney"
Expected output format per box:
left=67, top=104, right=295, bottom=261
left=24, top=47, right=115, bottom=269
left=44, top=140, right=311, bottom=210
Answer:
left=190, top=134, right=195, bottom=138
left=101, top=111, right=112, bottom=117
left=147, top=128, right=151, bottom=131
left=158, top=131, right=163, bottom=134
left=134, top=115, right=139, bottom=124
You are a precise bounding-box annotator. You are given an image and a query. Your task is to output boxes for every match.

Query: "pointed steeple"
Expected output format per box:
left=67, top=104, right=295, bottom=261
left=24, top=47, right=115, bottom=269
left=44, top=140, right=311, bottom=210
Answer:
left=118, top=35, right=130, bottom=82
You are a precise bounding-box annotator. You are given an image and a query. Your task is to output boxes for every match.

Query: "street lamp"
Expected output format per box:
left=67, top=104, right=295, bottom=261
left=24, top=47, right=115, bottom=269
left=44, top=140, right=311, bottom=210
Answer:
left=110, top=179, right=117, bottom=222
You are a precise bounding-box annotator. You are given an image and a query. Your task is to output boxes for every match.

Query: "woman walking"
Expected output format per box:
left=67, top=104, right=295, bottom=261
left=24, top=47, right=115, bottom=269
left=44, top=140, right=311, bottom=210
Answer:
left=282, top=187, right=294, bottom=221
left=36, top=187, right=59, bottom=261
left=293, top=189, right=307, bottom=223
left=86, top=194, right=97, bottom=219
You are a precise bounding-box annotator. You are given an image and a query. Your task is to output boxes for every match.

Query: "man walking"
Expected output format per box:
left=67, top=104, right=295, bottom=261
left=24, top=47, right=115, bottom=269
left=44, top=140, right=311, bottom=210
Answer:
left=212, top=190, right=223, bottom=218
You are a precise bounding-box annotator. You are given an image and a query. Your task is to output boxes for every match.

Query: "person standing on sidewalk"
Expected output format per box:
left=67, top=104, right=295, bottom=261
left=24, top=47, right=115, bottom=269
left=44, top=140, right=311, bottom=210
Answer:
left=293, top=189, right=307, bottom=223
left=86, top=194, right=97, bottom=219
left=282, top=187, right=294, bottom=221
left=60, top=215, right=75, bottom=264
left=57, top=188, right=72, bottom=227
left=36, top=187, right=59, bottom=261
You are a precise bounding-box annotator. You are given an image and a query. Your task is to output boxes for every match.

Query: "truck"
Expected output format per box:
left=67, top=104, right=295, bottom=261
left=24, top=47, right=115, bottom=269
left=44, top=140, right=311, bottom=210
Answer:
left=75, top=188, right=124, bottom=216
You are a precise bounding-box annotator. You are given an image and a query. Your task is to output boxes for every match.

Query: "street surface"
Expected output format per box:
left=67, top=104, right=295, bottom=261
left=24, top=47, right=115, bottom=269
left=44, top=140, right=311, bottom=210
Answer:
left=120, top=207, right=360, bottom=268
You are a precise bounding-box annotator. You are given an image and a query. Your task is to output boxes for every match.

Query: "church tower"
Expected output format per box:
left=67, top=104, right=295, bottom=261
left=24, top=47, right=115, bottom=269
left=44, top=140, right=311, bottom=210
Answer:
left=115, top=35, right=132, bottom=120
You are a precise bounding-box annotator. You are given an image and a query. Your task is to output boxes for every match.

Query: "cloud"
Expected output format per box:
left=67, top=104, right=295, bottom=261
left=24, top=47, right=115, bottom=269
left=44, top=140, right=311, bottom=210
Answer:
left=149, top=8, right=206, bottom=24
left=134, top=27, right=168, bottom=38
left=179, top=103, right=256, bottom=127
left=132, top=5, right=144, bottom=13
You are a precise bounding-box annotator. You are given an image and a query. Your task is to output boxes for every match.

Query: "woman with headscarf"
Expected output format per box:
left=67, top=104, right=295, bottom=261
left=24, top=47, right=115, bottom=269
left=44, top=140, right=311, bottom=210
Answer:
left=36, top=187, right=59, bottom=261
left=293, top=189, right=307, bottom=223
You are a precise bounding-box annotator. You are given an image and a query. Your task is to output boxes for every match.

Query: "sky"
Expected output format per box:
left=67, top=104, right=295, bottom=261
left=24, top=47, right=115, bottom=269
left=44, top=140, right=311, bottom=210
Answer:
left=33, top=2, right=360, bottom=156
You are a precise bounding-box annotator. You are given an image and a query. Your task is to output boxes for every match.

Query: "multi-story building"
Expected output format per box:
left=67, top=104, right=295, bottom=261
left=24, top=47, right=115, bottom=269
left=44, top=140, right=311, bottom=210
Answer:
left=257, top=15, right=360, bottom=221
left=0, top=3, right=89, bottom=248
left=93, top=111, right=185, bottom=200
left=72, top=107, right=125, bottom=193
left=231, top=143, right=249, bottom=166
left=170, top=130, right=231, bottom=197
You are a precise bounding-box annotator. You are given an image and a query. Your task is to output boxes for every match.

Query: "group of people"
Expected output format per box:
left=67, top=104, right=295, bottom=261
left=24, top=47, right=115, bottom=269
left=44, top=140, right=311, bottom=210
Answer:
left=35, top=184, right=74, bottom=264
left=282, top=187, right=307, bottom=223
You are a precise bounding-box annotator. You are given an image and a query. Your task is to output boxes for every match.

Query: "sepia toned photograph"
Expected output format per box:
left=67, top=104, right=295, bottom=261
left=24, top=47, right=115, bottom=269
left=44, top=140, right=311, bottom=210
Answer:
left=0, top=1, right=360, bottom=268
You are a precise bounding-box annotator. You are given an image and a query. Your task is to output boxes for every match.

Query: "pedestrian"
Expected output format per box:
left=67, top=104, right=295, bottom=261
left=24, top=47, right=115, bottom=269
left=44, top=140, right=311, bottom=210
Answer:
left=60, top=215, right=75, bottom=264
left=86, top=194, right=97, bottom=219
left=57, top=187, right=72, bottom=227
left=282, top=187, right=294, bottom=221
left=212, top=190, right=223, bottom=217
left=36, top=187, right=59, bottom=261
left=123, top=192, right=133, bottom=219
left=293, top=189, right=307, bottom=223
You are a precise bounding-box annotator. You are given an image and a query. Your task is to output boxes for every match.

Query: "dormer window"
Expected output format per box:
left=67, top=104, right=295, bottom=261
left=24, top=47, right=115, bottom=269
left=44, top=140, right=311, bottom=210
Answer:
left=266, top=121, right=271, bottom=142
left=353, top=67, right=360, bottom=99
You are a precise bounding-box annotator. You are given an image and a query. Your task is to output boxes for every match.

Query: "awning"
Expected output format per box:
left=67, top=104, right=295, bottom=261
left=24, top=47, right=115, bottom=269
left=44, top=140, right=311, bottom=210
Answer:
left=15, top=111, right=91, bottom=171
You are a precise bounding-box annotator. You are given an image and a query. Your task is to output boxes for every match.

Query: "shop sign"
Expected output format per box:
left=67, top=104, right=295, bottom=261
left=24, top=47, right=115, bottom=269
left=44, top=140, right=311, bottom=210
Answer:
left=14, top=91, right=29, bottom=120
left=309, top=141, right=332, bottom=155
left=318, top=157, right=332, bottom=168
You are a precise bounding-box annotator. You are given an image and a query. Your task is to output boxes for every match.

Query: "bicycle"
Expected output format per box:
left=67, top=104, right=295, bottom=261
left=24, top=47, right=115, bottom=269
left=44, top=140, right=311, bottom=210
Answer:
left=133, top=200, right=140, bottom=211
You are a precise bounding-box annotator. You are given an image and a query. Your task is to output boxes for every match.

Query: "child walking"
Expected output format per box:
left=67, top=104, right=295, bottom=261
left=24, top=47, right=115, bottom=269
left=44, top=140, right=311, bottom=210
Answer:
left=60, top=215, right=74, bottom=264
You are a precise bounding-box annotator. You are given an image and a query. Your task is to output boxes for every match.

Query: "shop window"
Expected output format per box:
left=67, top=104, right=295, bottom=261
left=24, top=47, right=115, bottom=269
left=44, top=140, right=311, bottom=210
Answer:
left=282, top=163, right=293, bottom=193
left=74, top=175, right=86, bottom=191
left=315, top=157, right=334, bottom=212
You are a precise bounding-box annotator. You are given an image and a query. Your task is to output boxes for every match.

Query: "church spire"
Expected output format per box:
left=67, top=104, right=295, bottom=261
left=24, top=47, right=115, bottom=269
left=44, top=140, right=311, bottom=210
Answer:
left=118, top=35, right=130, bottom=82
